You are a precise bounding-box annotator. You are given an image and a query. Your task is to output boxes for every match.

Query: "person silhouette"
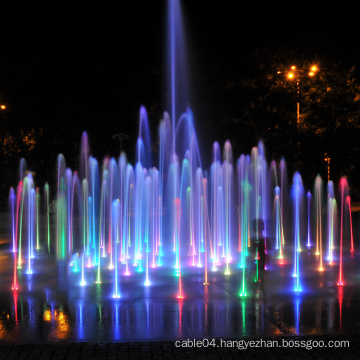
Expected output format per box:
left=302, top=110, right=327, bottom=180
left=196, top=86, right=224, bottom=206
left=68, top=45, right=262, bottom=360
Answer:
left=249, top=219, right=272, bottom=317
left=250, top=219, right=270, bottom=284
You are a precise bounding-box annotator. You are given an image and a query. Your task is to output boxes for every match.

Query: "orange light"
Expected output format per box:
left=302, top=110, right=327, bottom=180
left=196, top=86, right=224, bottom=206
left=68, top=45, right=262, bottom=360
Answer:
left=43, top=309, right=52, bottom=322
left=309, top=72, right=315, bottom=76
left=0, top=105, right=6, bottom=110
left=288, top=72, right=294, bottom=79
left=291, top=65, right=296, bottom=70
left=311, top=65, right=318, bottom=72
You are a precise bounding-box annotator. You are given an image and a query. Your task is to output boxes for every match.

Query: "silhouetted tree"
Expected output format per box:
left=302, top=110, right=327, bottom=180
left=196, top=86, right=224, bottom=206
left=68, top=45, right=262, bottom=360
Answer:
left=235, top=47, right=360, bottom=193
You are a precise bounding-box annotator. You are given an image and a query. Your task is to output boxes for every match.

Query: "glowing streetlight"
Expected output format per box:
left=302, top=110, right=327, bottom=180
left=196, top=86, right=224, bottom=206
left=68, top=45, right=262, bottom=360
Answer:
left=283, top=64, right=319, bottom=128
left=309, top=65, right=318, bottom=77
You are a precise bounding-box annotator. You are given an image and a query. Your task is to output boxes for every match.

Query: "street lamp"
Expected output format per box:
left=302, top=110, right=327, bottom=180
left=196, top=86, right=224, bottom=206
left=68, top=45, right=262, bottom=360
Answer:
left=323, top=153, right=330, bottom=182
left=287, top=64, right=318, bottom=128
left=278, top=64, right=319, bottom=129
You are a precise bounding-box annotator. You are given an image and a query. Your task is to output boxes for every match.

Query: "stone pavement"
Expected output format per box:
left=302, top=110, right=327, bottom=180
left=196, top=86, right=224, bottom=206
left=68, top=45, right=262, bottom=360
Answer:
left=1, top=335, right=360, bottom=359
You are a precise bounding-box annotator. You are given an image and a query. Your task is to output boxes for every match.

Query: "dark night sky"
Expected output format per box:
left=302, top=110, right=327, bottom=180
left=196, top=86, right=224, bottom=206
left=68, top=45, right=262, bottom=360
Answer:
left=1, top=1, right=360, bottom=168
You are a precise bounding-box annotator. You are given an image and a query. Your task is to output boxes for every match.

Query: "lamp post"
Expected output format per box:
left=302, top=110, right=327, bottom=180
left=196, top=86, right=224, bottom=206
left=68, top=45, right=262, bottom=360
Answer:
left=286, top=65, right=318, bottom=129
left=277, top=64, right=318, bottom=129
left=323, top=153, right=330, bottom=182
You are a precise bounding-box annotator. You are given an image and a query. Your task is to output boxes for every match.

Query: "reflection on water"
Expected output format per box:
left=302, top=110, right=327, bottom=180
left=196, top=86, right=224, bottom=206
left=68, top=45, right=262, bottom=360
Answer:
left=295, top=297, right=300, bottom=335
left=53, top=309, right=70, bottom=340
left=0, top=314, right=11, bottom=340
left=41, top=306, right=71, bottom=340
left=43, top=308, right=51, bottom=322
left=338, top=285, right=343, bottom=330
left=0, top=281, right=357, bottom=342
left=0, top=250, right=359, bottom=342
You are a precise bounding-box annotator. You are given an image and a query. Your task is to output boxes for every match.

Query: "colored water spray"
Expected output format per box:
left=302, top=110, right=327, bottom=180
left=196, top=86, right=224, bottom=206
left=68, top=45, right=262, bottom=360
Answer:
left=292, top=172, right=303, bottom=292
left=307, top=191, right=311, bottom=248
left=274, top=186, right=284, bottom=264
left=112, top=199, right=121, bottom=298
left=202, top=178, right=209, bottom=286
left=44, top=183, right=51, bottom=253
left=174, top=198, right=183, bottom=298
left=315, top=176, right=324, bottom=271
left=327, top=181, right=336, bottom=265
left=338, top=178, right=347, bottom=286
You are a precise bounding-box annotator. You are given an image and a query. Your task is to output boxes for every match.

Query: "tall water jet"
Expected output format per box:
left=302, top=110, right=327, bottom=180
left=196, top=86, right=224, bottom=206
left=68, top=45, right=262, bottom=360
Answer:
left=44, top=183, right=51, bottom=253
left=222, top=140, right=235, bottom=275
left=274, top=186, right=284, bottom=264
left=250, top=142, right=269, bottom=252
left=202, top=177, right=210, bottom=286
left=338, top=178, right=348, bottom=286
left=9, top=188, right=16, bottom=253
left=292, top=172, right=304, bottom=292
left=137, top=106, right=152, bottom=169
left=210, top=142, right=221, bottom=271
left=237, top=154, right=251, bottom=296
left=327, top=181, right=336, bottom=265
left=306, top=191, right=312, bottom=248
left=10, top=186, right=18, bottom=290
left=112, top=199, right=121, bottom=298
left=279, top=158, right=288, bottom=246
left=314, top=175, right=324, bottom=271
left=167, top=0, right=189, bottom=154
left=134, top=162, right=145, bottom=272
left=36, top=187, right=40, bottom=251
left=174, top=198, right=183, bottom=298
left=144, top=175, right=151, bottom=286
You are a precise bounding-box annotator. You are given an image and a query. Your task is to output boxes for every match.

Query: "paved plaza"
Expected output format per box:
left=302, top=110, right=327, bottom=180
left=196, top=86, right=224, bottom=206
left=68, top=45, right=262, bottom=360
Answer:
left=0, top=216, right=360, bottom=358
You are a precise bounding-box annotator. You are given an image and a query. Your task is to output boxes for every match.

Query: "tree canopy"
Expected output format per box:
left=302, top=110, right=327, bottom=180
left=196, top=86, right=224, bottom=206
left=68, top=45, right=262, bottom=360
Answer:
left=221, top=47, right=360, bottom=194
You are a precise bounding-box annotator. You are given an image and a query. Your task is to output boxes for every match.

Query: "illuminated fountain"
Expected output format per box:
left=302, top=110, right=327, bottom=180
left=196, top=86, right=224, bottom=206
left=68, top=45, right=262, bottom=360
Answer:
left=4, top=0, right=358, bottom=302
left=7, top=126, right=357, bottom=299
